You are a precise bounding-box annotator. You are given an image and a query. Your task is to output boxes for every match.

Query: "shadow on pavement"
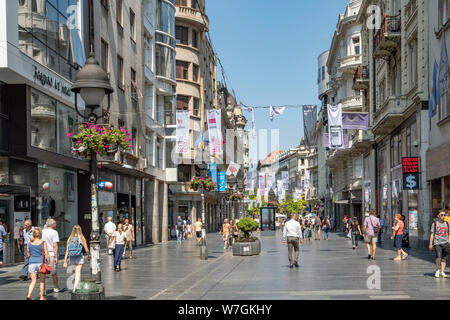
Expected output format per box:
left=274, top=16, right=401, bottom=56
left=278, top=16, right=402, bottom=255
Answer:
left=106, top=295, right=136, bottom=300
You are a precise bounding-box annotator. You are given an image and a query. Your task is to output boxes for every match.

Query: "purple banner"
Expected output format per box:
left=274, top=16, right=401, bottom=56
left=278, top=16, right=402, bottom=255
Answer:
left=323, top=134, right=350, bottom=149
left=342, top=113, right=369, bottom=130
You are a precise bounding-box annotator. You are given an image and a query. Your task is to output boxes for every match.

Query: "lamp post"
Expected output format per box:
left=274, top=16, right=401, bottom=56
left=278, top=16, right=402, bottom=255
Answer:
left=237, top=181, right=245, bottom=219
left=71, top=53, right=113, bottom=298
left=200, top=180, right=208, bottom=260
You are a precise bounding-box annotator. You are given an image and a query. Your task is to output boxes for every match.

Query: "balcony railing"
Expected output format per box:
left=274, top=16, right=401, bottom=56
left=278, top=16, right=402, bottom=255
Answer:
left=374, top=14, right=401, bottom=50
left=353, top=65, right=370, bottom=90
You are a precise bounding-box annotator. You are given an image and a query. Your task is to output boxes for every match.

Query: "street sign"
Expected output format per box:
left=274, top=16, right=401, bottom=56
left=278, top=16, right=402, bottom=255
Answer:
left=402, top=157, right=419, bottom=190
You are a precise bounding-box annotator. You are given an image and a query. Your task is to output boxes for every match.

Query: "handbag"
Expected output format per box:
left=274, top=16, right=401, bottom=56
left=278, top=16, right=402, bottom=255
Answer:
left=108, top=234, right=116, bottom=250
left=39, top=246, right=52, bottom=275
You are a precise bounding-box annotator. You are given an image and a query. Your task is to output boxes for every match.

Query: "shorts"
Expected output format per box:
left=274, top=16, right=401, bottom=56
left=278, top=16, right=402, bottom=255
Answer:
left=313, top=225, right=320, bottom=232
left=393, top=235, right=403, bottom=249
left=365, top=235, right=377, bottom=244
left=49, top=255, right=57, bottom=275
left=28, top=263, right=41, bottom=274
left=196, top=231, right=201, bottom=238
left=434, top=244, right=449, bottom=260
left=69, top=255, right=85, bottom=266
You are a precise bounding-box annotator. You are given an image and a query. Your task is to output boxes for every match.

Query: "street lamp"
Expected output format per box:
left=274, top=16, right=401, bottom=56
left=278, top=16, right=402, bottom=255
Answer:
left=71, top=52, right=113, bottom=299
left=237, top=181, right=245, bottom=219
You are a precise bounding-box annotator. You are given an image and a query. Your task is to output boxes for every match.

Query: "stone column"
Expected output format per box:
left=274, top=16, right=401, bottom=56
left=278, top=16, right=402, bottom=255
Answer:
left=191, top=199, right=197, bottom=224
left=162, top=182, right=169, bottom=242
left=152, top=179, right=160, bottom=244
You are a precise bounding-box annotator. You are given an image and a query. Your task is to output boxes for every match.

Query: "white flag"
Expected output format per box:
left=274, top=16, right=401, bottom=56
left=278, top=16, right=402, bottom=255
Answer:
left=327, top=104, right=343, bottom=149
left=226, top=161, right=241, bottom=176
left=243, top=107, right=256, bottom=139
left=270, top=106, right=286, bottom=121
left=259, top=173, right=266, bottom=193
left=438, top=36, right=449, bottom=98
left=267, top=172, right=276, bottom=191
left=176, top=110, right=190, bottom=153
left=207, top=109, right=223, bottom=155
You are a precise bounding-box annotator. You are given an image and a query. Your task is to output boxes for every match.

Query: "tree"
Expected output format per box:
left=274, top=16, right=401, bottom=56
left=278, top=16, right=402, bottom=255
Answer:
left=280, top=197, right=307, bottom=215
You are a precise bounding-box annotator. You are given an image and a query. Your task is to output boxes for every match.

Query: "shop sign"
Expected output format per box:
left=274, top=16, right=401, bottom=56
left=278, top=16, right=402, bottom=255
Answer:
left=218, top=171, right=226, bottom=192
left=14, top=195, right=30, bottom=212
left=402, top=157, right=419, bottom=190
left=33, top=65, right=72, bottom=97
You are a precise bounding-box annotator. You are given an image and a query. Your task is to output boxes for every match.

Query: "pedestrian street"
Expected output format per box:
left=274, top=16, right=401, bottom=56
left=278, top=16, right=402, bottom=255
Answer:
left=0, top=230, right=448, bottom=300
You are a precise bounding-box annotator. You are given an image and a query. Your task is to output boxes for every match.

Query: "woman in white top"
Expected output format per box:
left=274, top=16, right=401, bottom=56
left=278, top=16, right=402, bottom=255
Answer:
left=63, top=225, right=90, bottom=293
left=109, top=224, right=127, bottom=272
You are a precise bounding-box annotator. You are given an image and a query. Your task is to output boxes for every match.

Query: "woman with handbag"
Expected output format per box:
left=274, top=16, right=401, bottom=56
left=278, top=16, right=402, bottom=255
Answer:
left=392, top=214, right=407, bottom=261
left=109, top=223, right=127, bottom=271
left=350, top=218, right=363, bottom=250
left=63, top=225, right=90, bottom=293
left=26, top=228, right=51, bottom=300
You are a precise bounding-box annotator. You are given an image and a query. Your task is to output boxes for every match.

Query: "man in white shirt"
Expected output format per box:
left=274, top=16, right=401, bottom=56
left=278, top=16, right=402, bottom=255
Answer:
left=282, top=213, right=303, bottom=268
left=42, top=218, right=60, bottom=292
left=104, top=216, right=116, bottom=255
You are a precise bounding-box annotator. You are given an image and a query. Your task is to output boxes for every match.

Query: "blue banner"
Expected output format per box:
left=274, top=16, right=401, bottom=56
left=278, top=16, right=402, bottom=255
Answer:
left=207, top=162, right=218, bottom=190
left=218, top=171, right=226, bottom=192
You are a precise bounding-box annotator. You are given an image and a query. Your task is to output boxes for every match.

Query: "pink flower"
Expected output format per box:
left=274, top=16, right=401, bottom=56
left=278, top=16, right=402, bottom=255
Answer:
left=67, top=132, right=73, bottom=137
left=77, top=141, right=82, bottom=144
left=128, top=145, right=132, bottom=148
left=105, top=145, right=109, bottom=149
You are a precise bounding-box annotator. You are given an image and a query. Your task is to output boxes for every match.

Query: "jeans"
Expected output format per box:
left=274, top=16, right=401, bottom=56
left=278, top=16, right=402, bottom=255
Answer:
left=351, top=233, right=359, bottom=247
left=287, top=236, right=300, bottom=266
left=114, top=244, right=124, bottom=267
left=21, top=249, right=29, bottom=277
left=324, top=228, right=329, bottom=239
left=176, top=230, right=183, bottom=243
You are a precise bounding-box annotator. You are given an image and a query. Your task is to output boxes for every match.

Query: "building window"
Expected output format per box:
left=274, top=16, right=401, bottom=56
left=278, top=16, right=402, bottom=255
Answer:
left=31, top=89, right=57, bottom=152
left=117, top=55, right=124, bottom=89
left=175, top=0, right=187, bottom=6
left=176, top=60, right=189, bottom=80
left=130, top=9, right=136, bottom=42
left=132, top=128, right=137, bottom=154
left=353, top=37, right=360, bottom=55
left=321, top=66, right=325, bottom=81
left=175, top=26, right=188, bottom=45
left=101, top=39, right=109, bottom=73
left=192, top=30, right=198, bottom=48
left=116, top=0, right=123, bottom=26
left=156, top=137, right=163, bottom=169
left=390, top=134, right=402, bottom=167
left=118, top=119, right=125, bottom=129
left=146, top=130, right=154, bottom=165
left=191, top=0, right=197, bottom=9
left=164, top=96, right=175, bottom=125
left=131, top=68, right=138, bottom=101
left=178, top=165, right=191, bottom=182
left=408, top=38, right=418, bottom=90
left=177, top=95, right=190, bottom=110
left=193, top=64, right=199, bottom=82
left=193, top=98, right=199, bottom=116
left=155, top=44, right=175, bottom=80
left=166, top=140, right=176, bottom=168
left=354, top=158, right=362, bottom=178
left=440, top=93, right=450, bottom=121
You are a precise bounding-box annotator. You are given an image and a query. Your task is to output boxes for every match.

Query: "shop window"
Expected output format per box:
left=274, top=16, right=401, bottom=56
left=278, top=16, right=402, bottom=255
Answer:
left=57, top=104, right=78, bottom=156
left=31, top=89, right=57, bottom=152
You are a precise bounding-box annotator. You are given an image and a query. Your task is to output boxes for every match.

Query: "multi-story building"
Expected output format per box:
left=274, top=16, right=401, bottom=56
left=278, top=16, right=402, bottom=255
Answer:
left=325, top=0, right=370, bottom=225
left=427, top=0, right=450, bottom=222
left=357, top=0, right=430, bottom=247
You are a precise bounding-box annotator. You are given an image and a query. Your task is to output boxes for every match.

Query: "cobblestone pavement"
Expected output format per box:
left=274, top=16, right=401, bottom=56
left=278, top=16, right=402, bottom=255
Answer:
left=0, top=231, right=448, bottom=300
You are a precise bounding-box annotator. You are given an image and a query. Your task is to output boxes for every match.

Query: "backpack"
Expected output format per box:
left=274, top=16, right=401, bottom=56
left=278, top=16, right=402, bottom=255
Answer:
left=68, top=237, right=83, bottom=257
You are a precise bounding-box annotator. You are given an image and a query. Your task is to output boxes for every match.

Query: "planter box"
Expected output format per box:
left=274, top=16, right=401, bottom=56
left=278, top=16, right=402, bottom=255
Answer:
left=232, top=238, right=261, bottom=256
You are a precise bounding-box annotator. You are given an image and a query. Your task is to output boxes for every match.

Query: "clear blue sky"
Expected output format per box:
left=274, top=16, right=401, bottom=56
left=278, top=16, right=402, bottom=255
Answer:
left=207, top=0, right=349, bottom=166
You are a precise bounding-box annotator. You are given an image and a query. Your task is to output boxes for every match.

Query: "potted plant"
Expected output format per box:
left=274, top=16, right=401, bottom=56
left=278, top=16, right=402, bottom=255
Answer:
left=229, top=192, right=244, bottom=201
left=233, top=217, right=261, bottom=256
left=188, top=177, right=203, bottom=191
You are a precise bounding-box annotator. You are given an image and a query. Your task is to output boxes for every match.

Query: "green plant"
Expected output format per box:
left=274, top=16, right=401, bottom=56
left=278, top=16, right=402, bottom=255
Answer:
left=188, top=177, right=217, bottom=192
left=229, top=192, right=244, bottom=201
left=69, top=124, right=131, bottom=156
left=237, top=217, right=259, bottom=242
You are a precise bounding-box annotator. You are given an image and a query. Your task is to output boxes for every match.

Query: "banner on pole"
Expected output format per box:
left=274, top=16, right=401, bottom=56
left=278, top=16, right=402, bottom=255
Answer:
left=342, top=113, right=369, bottom=130
left=207, top=109, right=223, bottom=155
left=303, top=105, right=318, bottom=148
left=175, top=110, right=190, bottom=153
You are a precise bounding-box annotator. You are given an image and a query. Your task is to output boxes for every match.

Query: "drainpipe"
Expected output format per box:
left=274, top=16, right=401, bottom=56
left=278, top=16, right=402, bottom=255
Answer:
left=372, top=12, right=379, bottom=218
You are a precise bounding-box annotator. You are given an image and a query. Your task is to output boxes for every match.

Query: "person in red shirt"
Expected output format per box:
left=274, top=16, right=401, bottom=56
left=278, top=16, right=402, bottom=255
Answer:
left=392, top=214, right=408, bottom=261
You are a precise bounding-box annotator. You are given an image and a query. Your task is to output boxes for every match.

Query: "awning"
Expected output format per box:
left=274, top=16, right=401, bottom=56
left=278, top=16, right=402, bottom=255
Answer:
left=334, top=200, right=349, bottom=204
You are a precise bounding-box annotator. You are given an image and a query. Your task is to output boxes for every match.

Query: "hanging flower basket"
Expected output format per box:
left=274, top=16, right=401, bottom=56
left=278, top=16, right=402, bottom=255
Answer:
left=68, top=124, right=132, bottom=158
left=229, top=193, right=244, bottom=201
left=188, top=177, right=217, bottom=192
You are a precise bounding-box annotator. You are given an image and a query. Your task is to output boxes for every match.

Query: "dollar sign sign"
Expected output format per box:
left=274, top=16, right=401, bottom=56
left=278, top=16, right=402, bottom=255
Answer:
left=406, top=175, right=417, bottom=189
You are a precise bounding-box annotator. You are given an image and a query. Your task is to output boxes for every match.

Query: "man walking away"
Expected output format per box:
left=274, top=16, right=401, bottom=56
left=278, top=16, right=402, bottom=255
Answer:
left=175, top=216, right=184, bottom=244
left=429, top=210, right=450, bottom=278
left=313, top=215, right=321, bottom=240
left=122, top=218, right=135, bottom=259
left=282, top=213, right=303, bottom=269
left=195, top=218, right=203, bottom=245
left=363, top=210, right=381, bottom=260
left=42, top=219, right=60, bottom=292
left=20, top=220, right=34, bottom=280
left=104, top=217, right=116, bottom=255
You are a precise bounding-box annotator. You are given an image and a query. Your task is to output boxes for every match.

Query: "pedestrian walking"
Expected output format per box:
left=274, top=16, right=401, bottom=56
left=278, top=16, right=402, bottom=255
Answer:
left=186, top=222, right=192, bottom=240
left=175, top=216, right=184, bottom=244
left=350, top=218, right=363, bottom=250
left=26, top=228, right=51, bottom=300
left=0, top=221, right=7, bottom=266
left=222, top=219, right=231, bottom=249
left=304, top=220, right=312, bottom=242
left=377, top=215, right=384, bottom=245
left=42, top=219, right=60, bottom=293
left=330, top=216, right=335, bottom=231
left=231, top=219, right=239, bottom=245
left=322, top=217, right=331, bottom=240
left=63, top=225, right=90, bottom=292
left=20, top=220, right=34, bottom=280
left=282, top=214, right=303, bottom=268
left=109, top=223, right=127, bottom=272
left=313, top=215, right=321, bottom=240
left=104, top=216, right=116, bottom=255
left=194, top=218, right=203, bottom=245
left=392, top=214, right=407, bottom=261
left=363, top=210, right=381, bottom=260
left=170, top=225, right=177, bottom=240
left=122, top=218, right=135, bottom=259
left=429, top=210, right=450, bottom=278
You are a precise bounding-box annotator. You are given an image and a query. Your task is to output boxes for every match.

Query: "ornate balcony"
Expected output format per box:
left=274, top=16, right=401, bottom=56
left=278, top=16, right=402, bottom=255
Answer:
left=338, top=54, right=361, bottom=74
left=353, top=65, right=369, bottom=90
left=374, top=14, right=401, bottom=58
left=175, top=6, right=209, bottom=31
left=372, top=96, right=408, bottom=135
left=339, top=95, right=363, bottom=111
left=350, top=129, right=373, bottom=153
